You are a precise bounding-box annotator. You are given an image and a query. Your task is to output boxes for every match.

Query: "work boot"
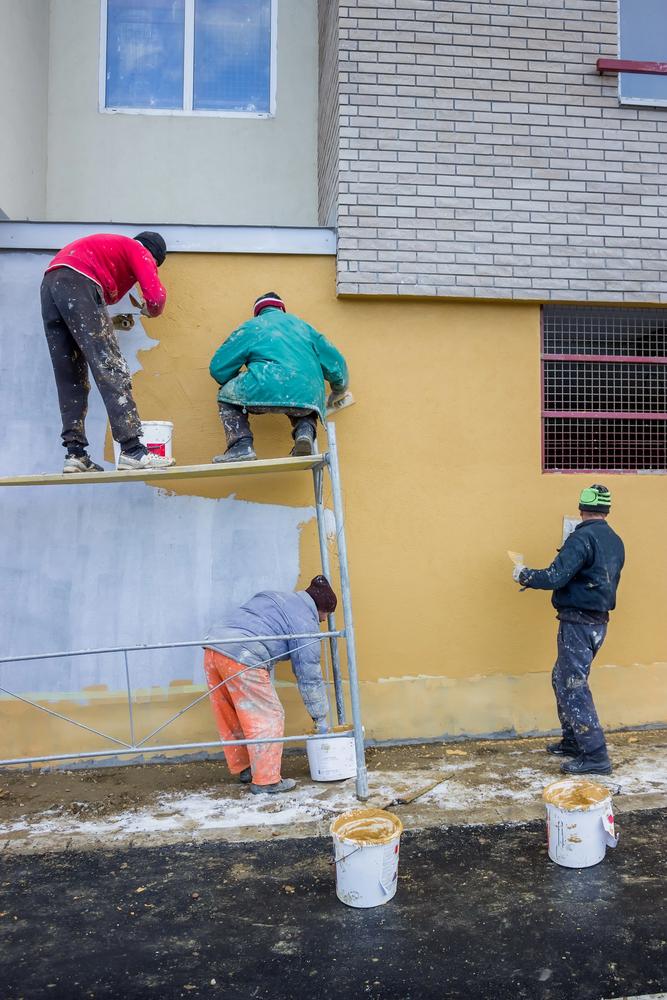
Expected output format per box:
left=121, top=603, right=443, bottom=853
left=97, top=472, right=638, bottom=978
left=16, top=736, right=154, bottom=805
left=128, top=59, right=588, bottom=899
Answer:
left=63, top=453, right=104, bottom=474
left=249, top=778, right=297, bottom=795
left=238, top=767, right=252, bottom=784
left=212, top=438, right=257, bottom=463
left=546, top=739, right=579, bottom=757
left=290, top=420, right=316, bottom=457
left=560, top=746, right=612, bottom=776
left=118, top=449, right=175, bottom=470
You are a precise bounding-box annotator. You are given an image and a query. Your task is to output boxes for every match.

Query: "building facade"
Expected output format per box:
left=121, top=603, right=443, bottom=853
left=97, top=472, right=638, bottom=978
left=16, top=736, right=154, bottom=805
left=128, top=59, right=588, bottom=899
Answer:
left=0, top=0, right=666, bottom=762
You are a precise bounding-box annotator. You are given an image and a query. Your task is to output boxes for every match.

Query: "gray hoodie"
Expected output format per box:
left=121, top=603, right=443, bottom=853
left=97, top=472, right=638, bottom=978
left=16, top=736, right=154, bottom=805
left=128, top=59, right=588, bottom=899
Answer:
left=204, top=590, right=329, bottom=721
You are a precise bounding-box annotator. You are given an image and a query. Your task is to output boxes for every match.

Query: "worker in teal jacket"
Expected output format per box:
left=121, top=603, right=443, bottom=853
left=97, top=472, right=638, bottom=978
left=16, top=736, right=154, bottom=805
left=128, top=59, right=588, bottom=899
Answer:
left=209, top=292, right=349, bottom=462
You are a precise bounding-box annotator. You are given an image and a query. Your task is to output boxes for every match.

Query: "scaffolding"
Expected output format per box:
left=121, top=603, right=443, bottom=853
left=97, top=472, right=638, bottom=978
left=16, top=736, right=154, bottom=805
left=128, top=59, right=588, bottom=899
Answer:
left=0, top=422, right=369, bottom=799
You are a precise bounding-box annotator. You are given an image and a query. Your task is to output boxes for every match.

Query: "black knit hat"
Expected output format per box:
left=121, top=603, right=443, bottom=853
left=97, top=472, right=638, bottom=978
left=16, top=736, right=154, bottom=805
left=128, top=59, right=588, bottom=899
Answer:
left=134, top=231, right=167, bottom=267
left=254, top=292, right=286, bottom=317
left=305, top=575, right=337, bottom=614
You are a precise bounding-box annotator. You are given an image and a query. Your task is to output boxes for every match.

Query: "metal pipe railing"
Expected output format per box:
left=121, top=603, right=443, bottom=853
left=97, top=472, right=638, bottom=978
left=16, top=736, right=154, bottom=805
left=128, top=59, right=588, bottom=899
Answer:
left=0, top=731, right=353, bottom=769
left=0, top=631, right=344, bottom=665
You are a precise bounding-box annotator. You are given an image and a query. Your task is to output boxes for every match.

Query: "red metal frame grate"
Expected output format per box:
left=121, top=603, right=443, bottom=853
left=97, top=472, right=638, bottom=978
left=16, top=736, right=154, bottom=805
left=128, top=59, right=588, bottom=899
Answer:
left=542, top=306, right=667, bottom=473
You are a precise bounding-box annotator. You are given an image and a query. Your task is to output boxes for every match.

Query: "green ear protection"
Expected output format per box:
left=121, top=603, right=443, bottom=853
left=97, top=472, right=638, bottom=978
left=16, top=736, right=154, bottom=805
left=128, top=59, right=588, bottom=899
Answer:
left=579, top=484, right=611, bottom=511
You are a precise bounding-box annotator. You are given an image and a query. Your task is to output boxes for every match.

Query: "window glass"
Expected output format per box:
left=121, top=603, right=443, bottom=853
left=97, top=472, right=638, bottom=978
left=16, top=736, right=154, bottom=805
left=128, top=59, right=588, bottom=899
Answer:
left=193, top=0, right=271, bottom=112
left=619, top=0, right=667, bottom=105
left=106, top=0, right=185, bottom=110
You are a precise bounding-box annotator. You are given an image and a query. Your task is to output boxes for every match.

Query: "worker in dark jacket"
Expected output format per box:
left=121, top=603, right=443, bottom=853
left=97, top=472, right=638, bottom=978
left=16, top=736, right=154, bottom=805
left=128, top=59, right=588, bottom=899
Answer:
left=41, top=232, right=174, bottom=473
left=513, top=485, right=625, bottom=775
left=209, top=292, right=349, bottom=462
left=203, top=576, right=336, bottom=795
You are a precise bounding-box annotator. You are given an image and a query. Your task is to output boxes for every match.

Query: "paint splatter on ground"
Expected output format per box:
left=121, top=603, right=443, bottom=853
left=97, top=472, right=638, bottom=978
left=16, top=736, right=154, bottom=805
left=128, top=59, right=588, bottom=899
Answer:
left=0, top=730, right=665, bottom=853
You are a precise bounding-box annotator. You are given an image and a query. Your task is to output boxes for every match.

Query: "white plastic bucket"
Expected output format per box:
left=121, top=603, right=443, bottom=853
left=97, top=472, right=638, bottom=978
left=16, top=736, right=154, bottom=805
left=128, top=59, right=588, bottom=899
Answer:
left=307, top=726, right=357, bottom=781
left=113, top=420, right=173, bottom=467
left=330, top=808, right=403, bottom=908
left=543, top=778, right=619, bottom=868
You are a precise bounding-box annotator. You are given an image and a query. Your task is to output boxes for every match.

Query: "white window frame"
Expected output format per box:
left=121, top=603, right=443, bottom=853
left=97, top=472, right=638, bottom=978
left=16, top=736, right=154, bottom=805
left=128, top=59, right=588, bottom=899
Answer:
left=617, top=0, right=667, bottom=108
left=99, top=0, right=277, bottom=118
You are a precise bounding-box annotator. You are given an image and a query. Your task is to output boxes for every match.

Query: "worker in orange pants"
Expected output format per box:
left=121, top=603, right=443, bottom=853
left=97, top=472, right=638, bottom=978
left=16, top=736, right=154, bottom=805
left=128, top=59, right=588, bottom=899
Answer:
left=204, top=649, right=284, bottom=786
left=204, top=576, right=337, bottom=794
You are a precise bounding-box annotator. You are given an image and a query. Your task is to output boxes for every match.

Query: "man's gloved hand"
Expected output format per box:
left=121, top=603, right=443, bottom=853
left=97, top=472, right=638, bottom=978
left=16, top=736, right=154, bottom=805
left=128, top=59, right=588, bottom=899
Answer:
left=327, top=388, right=346, bottom=406
left=111, top=314, right=135, bottom=331
left=512, top=564, right=526, bottom=584
left=129, top=293, right=151, bottom=317
left=313, top=717, right=330, bottom=735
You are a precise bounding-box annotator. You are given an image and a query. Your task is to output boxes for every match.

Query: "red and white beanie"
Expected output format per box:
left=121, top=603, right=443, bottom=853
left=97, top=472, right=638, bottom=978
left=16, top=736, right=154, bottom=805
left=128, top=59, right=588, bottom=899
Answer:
left=253, top=292, right=286, bottom=317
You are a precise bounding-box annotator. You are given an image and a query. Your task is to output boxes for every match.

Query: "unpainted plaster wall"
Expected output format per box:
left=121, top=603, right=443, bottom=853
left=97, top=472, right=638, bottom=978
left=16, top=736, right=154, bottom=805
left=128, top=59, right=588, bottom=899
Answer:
left=1, top=250, right=666, bottom=762
left=0, top=0, right=49, bottom=219
left=42, top=0, right=318, bottom=225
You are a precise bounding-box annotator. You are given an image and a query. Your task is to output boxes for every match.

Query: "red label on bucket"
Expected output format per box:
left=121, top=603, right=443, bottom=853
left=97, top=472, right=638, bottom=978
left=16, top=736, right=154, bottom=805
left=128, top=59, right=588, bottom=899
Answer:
left=147, top=443, right=166, bottom=457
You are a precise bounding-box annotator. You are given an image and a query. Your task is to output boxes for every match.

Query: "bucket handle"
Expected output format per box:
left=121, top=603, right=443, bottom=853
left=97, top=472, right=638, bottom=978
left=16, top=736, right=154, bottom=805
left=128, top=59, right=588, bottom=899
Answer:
left=329, top=845, right=363, bottom=867
left=601, top=812, right=619, bottom=849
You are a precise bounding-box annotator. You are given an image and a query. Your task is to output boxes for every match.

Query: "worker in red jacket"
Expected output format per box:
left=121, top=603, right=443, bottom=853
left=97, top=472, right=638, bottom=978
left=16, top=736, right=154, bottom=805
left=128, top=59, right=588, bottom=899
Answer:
left=40, top=232, right=174, bottom=473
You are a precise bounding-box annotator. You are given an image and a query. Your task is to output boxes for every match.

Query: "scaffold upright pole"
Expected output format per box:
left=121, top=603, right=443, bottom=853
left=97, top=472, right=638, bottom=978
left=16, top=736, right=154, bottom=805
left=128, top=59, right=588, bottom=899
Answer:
left=312, top=464, right=346, bottom=724
left=325, top=421, right=368, bottom=800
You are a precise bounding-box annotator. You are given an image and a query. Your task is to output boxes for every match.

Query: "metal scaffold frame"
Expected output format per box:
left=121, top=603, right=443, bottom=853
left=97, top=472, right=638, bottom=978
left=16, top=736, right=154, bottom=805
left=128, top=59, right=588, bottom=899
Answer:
left=0, top=422, right=369, bottom=799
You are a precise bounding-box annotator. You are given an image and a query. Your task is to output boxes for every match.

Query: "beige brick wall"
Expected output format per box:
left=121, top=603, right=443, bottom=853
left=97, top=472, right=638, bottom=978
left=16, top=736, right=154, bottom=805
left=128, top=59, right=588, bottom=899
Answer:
left=334, top=0, right=667, bottom=301
left=318, top=0, right=339, bottom=227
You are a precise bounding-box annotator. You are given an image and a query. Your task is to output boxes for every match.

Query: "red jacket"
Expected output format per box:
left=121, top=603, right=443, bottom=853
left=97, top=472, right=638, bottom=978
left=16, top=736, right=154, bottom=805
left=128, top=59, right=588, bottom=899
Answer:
left=46, top=234, right=166, bottom=317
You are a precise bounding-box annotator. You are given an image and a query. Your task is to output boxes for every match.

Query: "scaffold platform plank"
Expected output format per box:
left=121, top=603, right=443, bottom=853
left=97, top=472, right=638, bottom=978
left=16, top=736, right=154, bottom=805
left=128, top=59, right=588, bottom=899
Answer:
left=0, top=455, right=326, bottom=487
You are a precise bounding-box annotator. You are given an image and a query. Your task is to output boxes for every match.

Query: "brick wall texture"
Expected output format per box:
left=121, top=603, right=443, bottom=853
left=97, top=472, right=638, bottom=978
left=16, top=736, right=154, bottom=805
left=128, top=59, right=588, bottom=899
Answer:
left=318, top=0, right=339, bottom=227
left=334, top=0, right=667, bottom=301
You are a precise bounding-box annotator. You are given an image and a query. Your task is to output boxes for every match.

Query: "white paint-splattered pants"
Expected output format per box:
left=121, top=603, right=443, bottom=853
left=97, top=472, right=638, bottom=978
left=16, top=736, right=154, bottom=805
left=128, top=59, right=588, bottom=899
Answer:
left=41, top=269, right=143, bottom=449
left=552, top=621, right=608, bottom=754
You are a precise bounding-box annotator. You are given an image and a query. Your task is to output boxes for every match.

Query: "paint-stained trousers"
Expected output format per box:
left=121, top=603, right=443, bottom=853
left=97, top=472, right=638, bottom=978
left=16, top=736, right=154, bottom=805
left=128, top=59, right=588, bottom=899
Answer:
left=218, top=402, right=317, bottom=448
left=40, top=268, right=143, bottom=449
left=204, top=649, right=284, bottom=786
left=552, top=621, right=608, bottom=754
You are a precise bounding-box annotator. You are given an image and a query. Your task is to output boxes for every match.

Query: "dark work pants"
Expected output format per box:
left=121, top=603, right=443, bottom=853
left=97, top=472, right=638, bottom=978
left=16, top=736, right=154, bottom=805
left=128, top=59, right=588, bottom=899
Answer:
left=40, top=269, right=143, bottom=450
left=218, top=402, right=317, bottom=448
left=552, top=621, right=607, bottom=754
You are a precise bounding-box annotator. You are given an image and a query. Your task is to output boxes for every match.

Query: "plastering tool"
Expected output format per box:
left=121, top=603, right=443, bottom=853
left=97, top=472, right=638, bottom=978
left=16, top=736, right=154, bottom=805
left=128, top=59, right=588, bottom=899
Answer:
left=326, top=390, right=355, bottom=417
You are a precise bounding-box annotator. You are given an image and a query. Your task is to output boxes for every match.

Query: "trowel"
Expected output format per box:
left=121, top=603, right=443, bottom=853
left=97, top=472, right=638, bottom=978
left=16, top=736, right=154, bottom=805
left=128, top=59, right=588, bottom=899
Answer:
left=326, top=390, right=355, bottom=417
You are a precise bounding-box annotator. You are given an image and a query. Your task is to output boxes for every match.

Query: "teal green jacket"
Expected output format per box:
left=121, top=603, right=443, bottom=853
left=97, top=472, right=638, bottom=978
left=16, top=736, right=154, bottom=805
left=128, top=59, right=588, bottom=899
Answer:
left=209, top=308, right=348, bottom=421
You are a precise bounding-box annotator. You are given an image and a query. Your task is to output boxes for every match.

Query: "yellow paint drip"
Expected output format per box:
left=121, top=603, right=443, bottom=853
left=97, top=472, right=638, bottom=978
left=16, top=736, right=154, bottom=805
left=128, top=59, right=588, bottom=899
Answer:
left=331, top=808, right=403, bottom=846
left=542, top=778, right=611, bottom=811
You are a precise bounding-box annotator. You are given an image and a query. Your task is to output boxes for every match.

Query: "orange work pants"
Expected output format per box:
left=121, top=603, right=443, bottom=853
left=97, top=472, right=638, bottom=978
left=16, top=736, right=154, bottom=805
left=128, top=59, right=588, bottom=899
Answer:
left=204, top=648, right=284, bottom=786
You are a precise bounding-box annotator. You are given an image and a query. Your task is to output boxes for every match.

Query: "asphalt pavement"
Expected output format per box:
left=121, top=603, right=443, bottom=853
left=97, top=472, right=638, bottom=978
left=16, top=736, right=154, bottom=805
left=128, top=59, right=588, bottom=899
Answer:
left=0, top=809, right=665, bottom=1000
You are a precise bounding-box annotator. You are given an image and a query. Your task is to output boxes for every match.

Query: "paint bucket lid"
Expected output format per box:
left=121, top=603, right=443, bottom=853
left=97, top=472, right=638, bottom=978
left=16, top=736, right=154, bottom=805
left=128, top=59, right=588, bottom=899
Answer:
left=542, top=777, right=612, bottom=811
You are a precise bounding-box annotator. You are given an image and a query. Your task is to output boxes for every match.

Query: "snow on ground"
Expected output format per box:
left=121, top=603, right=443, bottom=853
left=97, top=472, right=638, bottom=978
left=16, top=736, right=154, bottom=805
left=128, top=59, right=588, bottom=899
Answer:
left=0, top=774, right=401, bottom=844
left=1, top=738, right=666, bottom=852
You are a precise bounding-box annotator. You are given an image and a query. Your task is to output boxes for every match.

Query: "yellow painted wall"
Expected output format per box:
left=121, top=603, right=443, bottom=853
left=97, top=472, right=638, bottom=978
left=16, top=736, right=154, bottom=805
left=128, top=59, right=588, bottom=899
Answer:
left=123, top=252, right=667, bottom=743
left=6, top=252, right=666, bottom=764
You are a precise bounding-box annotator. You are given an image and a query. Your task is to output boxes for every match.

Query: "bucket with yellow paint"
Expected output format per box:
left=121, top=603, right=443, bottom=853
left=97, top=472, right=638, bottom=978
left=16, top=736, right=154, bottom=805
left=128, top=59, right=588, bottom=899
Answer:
left=543, top=778, right=618, bottom=868
left=307, top=725, right=357, bottom=781
left=330, top=808, right=403, bottom=908
left=113, top=420, right=174, bottom=467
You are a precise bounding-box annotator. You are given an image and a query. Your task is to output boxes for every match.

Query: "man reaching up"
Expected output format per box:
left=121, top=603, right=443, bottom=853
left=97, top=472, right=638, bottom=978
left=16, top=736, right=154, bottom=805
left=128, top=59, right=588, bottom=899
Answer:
left=41, top=231, right=174, bottom=473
